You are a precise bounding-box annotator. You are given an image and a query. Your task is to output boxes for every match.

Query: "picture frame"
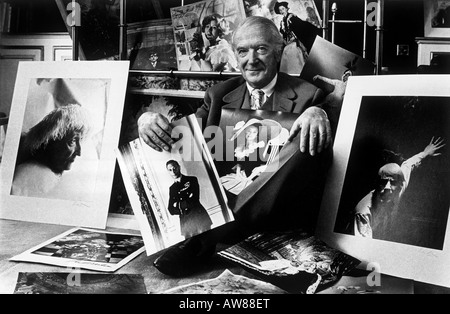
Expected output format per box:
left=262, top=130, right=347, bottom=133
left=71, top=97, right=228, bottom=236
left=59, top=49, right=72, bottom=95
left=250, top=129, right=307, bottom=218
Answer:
left=0, top=61, right=129, bottom=229
left=424, top=0, right=450, bottom=37
left=316, top=75, right=450, bottom=288
left=127, top=19, right=178, bottom=71
left=117, top=114, right=234, bottom=256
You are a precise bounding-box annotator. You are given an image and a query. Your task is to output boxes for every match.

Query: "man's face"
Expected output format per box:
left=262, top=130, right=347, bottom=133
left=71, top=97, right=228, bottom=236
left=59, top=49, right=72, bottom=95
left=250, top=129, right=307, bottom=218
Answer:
left=234, top=26, right=279, bottom=89
left=167, top=163, right=181, bottom=180
left=205, top=20, right=220, bottom=42
left=149, top=53, right=158, bottom=63
left=377, top=175, right=401, bottom=203
left=47, top=131, right=82, bottom=174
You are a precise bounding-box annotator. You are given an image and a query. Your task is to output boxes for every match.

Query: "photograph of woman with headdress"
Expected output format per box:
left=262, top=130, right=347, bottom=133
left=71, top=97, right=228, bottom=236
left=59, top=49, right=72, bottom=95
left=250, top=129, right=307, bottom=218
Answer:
left=220, top=118, right=289, bottom=195
left=274, top=1, right=321, bottom=74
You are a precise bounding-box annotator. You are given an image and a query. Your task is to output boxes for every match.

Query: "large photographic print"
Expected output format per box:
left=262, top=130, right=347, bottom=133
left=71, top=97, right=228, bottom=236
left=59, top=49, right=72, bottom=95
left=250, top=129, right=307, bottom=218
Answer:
left=0, top=61, right=129, bottom=229
left=117, top=114, right=234, bottom=255
left=317, top=75, right=450, bottom=288
left=170, top=0, right=246, bottom=72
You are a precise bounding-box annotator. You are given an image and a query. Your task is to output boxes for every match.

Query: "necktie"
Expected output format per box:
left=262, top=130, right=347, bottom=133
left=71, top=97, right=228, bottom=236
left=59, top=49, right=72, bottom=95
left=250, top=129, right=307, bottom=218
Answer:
left=251, top=89, right=265, bottom=110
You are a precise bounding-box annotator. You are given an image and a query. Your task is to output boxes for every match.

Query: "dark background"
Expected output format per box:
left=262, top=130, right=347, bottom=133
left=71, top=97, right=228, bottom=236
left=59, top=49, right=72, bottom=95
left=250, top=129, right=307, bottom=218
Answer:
left=334, top=96, right=450, bottom=250
left=6, top=0, right=424, bottom=73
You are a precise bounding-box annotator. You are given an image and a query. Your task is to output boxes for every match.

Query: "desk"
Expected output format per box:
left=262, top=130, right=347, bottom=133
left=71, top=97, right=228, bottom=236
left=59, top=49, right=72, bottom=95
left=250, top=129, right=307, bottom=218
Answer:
left=1, top=219, right=450, bottom=294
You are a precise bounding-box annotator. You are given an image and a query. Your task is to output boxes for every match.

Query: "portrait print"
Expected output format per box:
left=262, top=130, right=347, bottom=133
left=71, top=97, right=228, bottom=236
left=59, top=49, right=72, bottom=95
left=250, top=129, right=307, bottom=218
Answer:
left=0, top=61, right=129, bottom=229
left=214, top=109, right=301, bottom=211
left=10, top=78, right=109, bottom=202
left=317, top=75, right=450, bottom=288
left=333, top=96, right=450, bottom=250
left=170, top=0, right=246, bottom=72
left=117, top=115, right=233, bottom=255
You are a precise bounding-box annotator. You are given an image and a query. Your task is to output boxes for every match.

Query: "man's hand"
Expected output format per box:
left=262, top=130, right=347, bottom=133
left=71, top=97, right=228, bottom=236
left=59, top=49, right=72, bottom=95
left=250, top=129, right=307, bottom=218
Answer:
left=423, top=137, right=446, bottom=157
left=138, top=112, right=174, bottom=152
left=288, top=107, right=332, bottom=156
left=313, top=75, right=347, bottom=106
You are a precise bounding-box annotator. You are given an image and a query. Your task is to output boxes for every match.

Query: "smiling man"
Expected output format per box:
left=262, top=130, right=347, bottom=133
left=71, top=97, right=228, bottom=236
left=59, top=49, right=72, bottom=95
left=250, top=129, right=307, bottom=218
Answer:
left=138, top=16, right=336, bottom=277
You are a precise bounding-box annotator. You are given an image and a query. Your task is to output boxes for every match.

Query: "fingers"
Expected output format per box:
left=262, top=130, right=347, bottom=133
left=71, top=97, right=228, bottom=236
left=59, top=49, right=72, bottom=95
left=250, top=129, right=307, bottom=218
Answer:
left=138, top=112, right=174, bottom=152
left=289, top=110, right=332, bottom=156
left=313, top=75, right=337, bottom=86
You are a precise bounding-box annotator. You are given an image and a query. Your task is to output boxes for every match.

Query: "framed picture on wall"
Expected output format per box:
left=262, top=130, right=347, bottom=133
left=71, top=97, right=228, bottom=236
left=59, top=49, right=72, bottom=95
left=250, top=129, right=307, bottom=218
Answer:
left=424, top=0, right=450, bottom=37
left=316, top=75, right=450, bottom=288
left=0, top=61, right=129, bottom=229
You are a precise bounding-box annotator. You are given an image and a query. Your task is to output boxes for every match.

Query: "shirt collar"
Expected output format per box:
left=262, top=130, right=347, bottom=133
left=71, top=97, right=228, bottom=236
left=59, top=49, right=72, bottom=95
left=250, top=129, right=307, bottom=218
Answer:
left=246, top=74, right=278, bottom=98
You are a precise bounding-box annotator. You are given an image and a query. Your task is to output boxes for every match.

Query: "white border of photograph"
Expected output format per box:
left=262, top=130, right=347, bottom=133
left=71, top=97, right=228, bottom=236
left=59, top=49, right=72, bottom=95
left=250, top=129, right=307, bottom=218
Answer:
left=0, top=61, right=129, bottom=229
left=316, top=75, right=450, bottom=288
left=10, top=227, right=145, bottom=272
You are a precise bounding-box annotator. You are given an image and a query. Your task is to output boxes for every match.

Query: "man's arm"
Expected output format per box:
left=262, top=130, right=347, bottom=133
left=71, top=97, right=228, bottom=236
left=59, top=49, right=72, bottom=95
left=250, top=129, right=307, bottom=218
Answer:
left=137, top=112, right=174, bottom=152
left=401, top=137, right=446, bottom=185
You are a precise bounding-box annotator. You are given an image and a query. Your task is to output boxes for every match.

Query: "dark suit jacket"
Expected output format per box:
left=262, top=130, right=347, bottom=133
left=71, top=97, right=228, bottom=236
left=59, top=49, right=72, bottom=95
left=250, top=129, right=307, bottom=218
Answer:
left=168, top=175, right=213, bottom=238
left=197, top=72, right=324, bottom=129
left=195, top=72, right=332, bottom=234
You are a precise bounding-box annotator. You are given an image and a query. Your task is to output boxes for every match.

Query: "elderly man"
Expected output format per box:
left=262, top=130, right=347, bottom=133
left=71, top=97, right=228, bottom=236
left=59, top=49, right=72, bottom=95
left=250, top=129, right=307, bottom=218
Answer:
left=138, top=16, right=338, bottom=276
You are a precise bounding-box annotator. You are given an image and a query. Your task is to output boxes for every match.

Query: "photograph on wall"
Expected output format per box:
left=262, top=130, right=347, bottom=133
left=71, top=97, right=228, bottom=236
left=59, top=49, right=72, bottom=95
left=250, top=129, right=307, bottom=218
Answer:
left=213, top=109, right=301, bottom=212
left=170, top=0, right=246, bottom=72
left=424, top=0, right=450, bottom=37
left=317, top=75, right=450, bottom=288
left=0, top=61, right=129, bottom=229
left=127, top=19, right=178, bottom=71
left=10, top=228, right=145, bottom=272
left=244, top=0, right=322, bottom=74
left=117, top=114, right=234, bottom=256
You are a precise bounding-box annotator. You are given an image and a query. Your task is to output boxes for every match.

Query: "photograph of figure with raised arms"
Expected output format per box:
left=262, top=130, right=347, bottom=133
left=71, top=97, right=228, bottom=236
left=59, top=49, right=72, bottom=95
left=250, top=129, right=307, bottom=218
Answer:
left=333, top=96, right=450, bottom=250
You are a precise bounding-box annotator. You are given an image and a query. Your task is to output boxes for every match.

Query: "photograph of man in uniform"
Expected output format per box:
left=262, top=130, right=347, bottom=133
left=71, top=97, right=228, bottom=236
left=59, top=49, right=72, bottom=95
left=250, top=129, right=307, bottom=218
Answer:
left=166, top=160, right=213, bottom=239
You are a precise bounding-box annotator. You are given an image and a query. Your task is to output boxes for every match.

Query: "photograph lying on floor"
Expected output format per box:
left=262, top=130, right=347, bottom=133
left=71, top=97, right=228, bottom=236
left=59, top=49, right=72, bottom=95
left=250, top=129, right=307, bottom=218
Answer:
left=170, top=0, right=246, bottom=72
left=0, top=61, right=129, bottom=229
left=117, top=114, right=233, bottom=256
left=13, top=273, right=147, bottom=294
left=317, top=75, right=450, bottom=288
left=10, top=228, right=145, bottom=272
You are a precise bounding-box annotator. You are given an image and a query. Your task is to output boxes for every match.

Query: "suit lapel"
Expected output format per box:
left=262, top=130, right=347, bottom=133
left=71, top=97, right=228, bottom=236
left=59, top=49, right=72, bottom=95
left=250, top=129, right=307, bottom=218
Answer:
left=273, top=76, right=297, bottom=112
left=222, top=83, right=248, bottom=109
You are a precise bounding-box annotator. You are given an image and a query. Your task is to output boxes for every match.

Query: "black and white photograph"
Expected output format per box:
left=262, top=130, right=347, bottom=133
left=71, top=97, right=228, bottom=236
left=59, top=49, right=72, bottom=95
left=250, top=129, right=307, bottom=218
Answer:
left=10, top=228, right=145, bottom=272
left=127, top=19, right=178, bottom=71
left=424, top=0, right=450, bottom=36
left=317, top=75, right=450, bottom=288
left=2, top=0, right=450, bottom=297
left=0, top=61, right=129, bottom=229
left=13, top=272, right=147, bottom=294
left=117, top=114, right=233, bottom=255
left=170, top=0, right=246, bottom=71
left=214, top=109, right=301, bottom=211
